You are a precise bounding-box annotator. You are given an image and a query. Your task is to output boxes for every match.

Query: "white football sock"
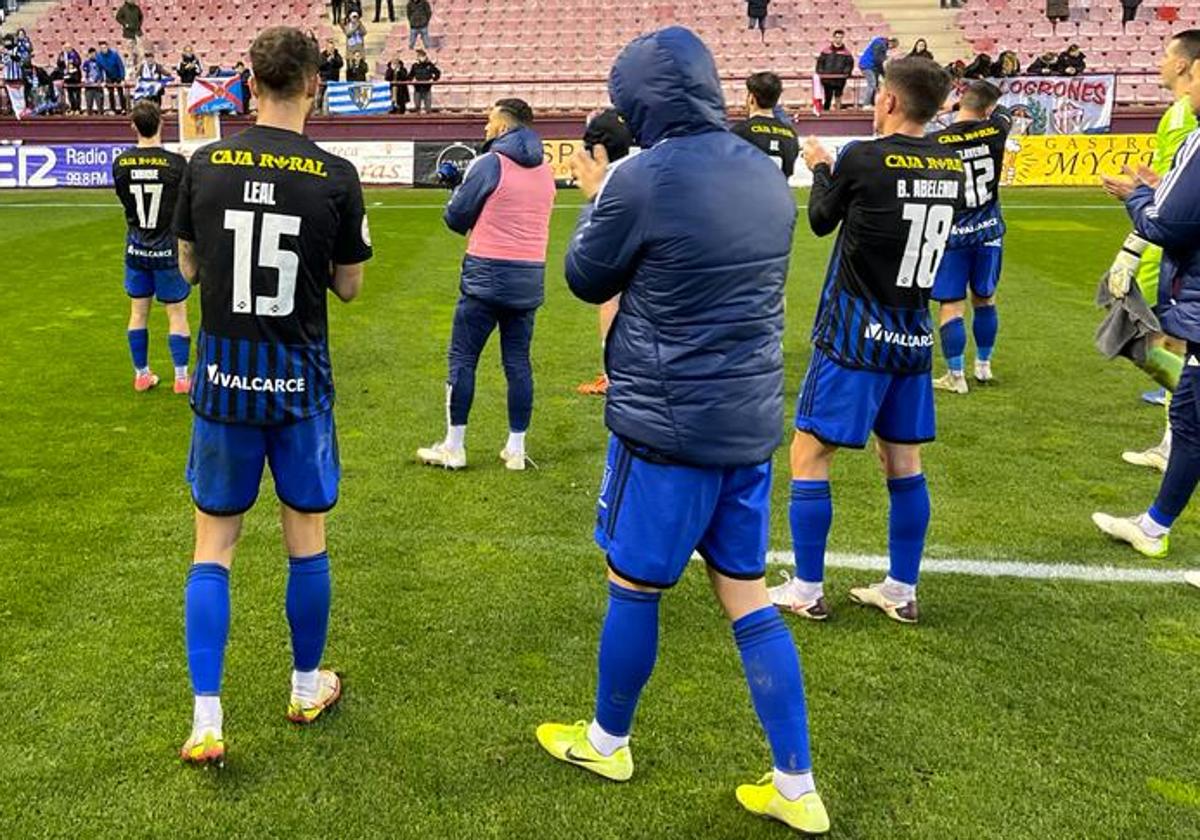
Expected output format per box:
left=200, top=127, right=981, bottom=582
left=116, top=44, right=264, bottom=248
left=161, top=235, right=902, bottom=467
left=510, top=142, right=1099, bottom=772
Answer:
left=773, top=769, right=816, bottom=800
left=586, top=719, right=629, bottom=757
left=193, top=695, right=223, bottom=735
left=794, top=579, right=824, bottom=603
left=1138, top=512, right=1170, bottom=538
left=882, top=576, right=916, bottom=603
left=175, top=366, right=188, bottom=381
left=136, top=366, right=150, bottom=376
left=292, top=668, right=320, bottom=703
left=445, top=425, right=466, bottom=450
left=506, top=431, right=526, bottom=456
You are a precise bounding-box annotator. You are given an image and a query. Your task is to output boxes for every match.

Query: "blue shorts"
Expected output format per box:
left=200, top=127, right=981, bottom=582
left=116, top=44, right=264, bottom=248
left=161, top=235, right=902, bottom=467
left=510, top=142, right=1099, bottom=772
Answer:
left=795, top=350, right=935, bottom=449
left=594, top=437, right=771, bottom=588
left=186, top=410, right=340, bottom=516
left=931, top=240, right=1003, bottom=302
left=125, top=265, right=190, bottom=304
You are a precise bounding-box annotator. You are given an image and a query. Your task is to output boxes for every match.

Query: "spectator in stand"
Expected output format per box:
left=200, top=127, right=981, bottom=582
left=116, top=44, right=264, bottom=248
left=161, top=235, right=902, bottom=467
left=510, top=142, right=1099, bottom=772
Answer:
left=747, top=0, right=770, bottom=43
left=62, top=54, right=81, bottom=112
left=55, top=44, right=81, bottom=112
left=115, top=0, right=143, bottom=68
left=1059, top=44, right=1086, bottom=75
left=1045, top=0, right=1069, bottom=25
left=331, top=0, right=344, bottom=26
left=963, top=52, right=993, bottom=79
left=816, top=29, right=854, bottom=111
left=909, top=39, right=934, bottom=61
left=374, top=0, right=395, bottom=23
left=386, top=56, right=409, bottom=112
left=82, top=46, right=104, bottom=113
left=409, top=47, right=439, bottom=112
left=57, top=44, right=80, bottom=75
left=344, top=11, right=367, bottom=53
left=234, top=59, right=251, bottom=112
left=1121, top=0, right=1142, bottom=26
left=346, top=50, right=368, bottom=81
left=347, top=0, right=364, bottom=16
left=945, top=59, right=966, bottom=81
left=858, top=35, right=897, bottom=106
left=1029, top=49, right=1059, bottom=75
left=96, top=39, right=126, bottom=114
left=135, top=49, right=168, bottom=106
left=318, top=39, right=344, bottom=113
left=992, top=50, right=1021, bottom=77
left=407, top=0, right=432, bottom=50
left=177, top=47, right=202, bottom=85
left=14, top=28, right=32, bottom=62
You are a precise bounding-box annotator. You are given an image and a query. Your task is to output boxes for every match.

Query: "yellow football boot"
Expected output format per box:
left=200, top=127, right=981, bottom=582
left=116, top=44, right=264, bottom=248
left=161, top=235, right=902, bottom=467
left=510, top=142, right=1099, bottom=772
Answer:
left=736, top=773, right=830, bottom=835
left=287, top=669, right=343, bottom=724
left=535, top=721, right=633, bottom=782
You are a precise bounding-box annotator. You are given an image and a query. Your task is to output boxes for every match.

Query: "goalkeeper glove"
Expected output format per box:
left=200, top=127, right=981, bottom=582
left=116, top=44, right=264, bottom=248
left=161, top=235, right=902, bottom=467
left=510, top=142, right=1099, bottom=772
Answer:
left=436, top=161, right=464, bottom=188
left=1105, top=232, right=1149, bottom=299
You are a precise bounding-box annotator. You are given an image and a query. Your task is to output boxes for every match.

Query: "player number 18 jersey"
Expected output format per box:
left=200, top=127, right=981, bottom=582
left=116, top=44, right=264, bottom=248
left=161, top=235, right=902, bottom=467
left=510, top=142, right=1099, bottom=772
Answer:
left=174, top=125, right=373, bottom=425
left=809, top=134, right=966, bottom=373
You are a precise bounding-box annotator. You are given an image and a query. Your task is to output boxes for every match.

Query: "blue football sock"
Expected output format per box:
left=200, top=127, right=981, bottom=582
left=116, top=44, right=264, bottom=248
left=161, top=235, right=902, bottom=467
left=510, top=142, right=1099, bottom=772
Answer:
left=1150, top=435, right=1200, bottom=526
left=790, top=480, right=832, bottom=584
left=185, top=563, right=230, bottom=696
left=287, top=552, right=331, bottom=672
left=733, top=606, right=812, bottom=773
left=168, top=333, right=191, bottom=371
left=973, top=305, right=998, bottom=362
left=128, top=328, right=149, bottom=372
left=939, top=318, right=966, bottom=374
left=887, top=474, right=930, bottom=587
left=594, top=581, right=660, bottom=737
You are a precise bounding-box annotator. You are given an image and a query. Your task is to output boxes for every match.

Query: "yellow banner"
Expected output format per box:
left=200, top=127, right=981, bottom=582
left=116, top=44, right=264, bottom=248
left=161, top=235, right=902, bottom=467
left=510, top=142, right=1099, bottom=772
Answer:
left=1001, top=134, right=1155, bottom=186
left=542, top=139, right=584, bottom=181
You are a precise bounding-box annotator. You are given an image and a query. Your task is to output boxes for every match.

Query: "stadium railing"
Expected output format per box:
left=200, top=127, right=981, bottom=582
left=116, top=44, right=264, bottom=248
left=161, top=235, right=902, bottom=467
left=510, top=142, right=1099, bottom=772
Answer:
left=0, top=71, right=1175, bottom=119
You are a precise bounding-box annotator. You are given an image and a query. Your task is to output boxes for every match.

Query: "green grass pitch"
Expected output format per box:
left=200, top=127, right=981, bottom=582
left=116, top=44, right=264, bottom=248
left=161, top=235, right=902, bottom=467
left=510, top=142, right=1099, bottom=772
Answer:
left=1, top=187, right=1199, bottom=838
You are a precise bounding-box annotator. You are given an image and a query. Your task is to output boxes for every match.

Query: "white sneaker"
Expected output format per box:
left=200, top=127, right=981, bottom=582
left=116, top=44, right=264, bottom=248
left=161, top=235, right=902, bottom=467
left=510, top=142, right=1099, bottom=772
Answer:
left=1091, top=512, right=1169, bottom=559
left=933, top=372, right=969, bottom=394
left=848, top=582, right=918, bottom=624
left=417, top=441, right=466, bottom=470
left=767, top=572, right=830, bottom=621
left=499, top=448, right=527, bottom=471
left=1185, top=570, right=1200, bottom=590
left=1121, top=443, right=1169, bottom=473
left=974, top=360, right=993, bottom=383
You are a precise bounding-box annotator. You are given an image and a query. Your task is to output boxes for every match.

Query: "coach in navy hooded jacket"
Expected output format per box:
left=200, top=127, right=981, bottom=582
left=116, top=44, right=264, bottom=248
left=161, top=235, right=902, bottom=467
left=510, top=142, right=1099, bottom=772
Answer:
left=565, top=26, right=797, bottom=467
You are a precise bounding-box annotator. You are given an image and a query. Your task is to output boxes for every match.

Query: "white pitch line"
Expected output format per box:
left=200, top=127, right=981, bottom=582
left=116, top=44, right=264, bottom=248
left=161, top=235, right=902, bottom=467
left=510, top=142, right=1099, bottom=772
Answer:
left=764, top=550, right=1188, bottom=584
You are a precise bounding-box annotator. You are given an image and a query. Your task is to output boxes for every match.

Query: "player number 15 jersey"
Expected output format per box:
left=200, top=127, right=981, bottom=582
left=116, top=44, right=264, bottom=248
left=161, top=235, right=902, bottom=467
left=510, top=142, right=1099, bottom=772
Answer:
left=175, top=125, right=373, bottom=426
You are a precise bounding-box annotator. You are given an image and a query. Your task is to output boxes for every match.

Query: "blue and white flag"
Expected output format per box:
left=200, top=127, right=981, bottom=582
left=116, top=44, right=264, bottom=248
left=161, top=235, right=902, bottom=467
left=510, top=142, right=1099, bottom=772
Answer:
left=326, top=82, right=391, bottom=116
left=132, top=78, right=168, bottom=101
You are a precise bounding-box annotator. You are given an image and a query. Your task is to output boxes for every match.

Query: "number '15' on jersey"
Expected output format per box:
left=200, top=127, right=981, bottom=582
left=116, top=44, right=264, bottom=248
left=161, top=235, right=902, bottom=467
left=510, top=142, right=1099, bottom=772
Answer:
left=174, top=125, right=373, bottom=426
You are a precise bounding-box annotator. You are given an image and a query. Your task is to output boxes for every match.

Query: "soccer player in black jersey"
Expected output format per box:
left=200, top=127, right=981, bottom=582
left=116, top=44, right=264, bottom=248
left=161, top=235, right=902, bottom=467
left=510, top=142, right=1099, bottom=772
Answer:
left=111, top=101, right=190, bottom=393
left=730, top=71, right=799, bottom=178
left=172, top=26, right=373, bottom=765
left=768, top=57, right=964, bottom=625
left=928, top=81, right=1012, bottom=392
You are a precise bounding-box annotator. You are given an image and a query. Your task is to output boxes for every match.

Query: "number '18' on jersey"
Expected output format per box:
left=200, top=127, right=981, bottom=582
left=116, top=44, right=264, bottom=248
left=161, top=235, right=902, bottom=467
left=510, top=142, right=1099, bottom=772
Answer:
left=809, top=134, right=966, bottom=373
left=174, top=125, right=373, bottom=426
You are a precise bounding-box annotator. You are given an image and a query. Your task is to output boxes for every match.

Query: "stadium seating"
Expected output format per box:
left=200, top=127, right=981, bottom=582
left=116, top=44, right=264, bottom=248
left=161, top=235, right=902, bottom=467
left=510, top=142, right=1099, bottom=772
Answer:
left=956, top=0, right=1191, bottom=105
left=27, top=0, right=335, bottom=70
left=379, top=0, right=890, bottom=111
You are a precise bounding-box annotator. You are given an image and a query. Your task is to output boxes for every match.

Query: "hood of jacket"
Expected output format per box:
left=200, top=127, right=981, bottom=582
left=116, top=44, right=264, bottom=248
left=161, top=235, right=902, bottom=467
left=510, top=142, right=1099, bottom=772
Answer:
left=486, top=125, right=545, bottom=168
left=608, top=26, right=725, bottom=147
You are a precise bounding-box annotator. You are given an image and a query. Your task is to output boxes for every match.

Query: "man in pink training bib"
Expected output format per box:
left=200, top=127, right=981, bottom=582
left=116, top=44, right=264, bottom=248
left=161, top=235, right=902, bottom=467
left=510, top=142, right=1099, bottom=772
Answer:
left=417, top=98, right=556, bottom=471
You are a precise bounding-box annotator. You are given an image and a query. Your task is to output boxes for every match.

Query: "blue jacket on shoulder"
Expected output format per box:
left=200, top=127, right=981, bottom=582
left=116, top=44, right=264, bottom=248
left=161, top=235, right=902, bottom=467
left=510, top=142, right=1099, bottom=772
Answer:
left=565, top=26, right=797, bottom=467
left=95, top=48, right=125, bottom=82
left=859, top=36, right=888, bottom=72
left=1127, top=129, right=1200, bottom=343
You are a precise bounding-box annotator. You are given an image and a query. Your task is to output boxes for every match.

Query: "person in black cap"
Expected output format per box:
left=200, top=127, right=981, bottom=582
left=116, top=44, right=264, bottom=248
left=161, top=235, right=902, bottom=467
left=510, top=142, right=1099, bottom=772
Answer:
left=576, top=107, right=635, bottom=396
